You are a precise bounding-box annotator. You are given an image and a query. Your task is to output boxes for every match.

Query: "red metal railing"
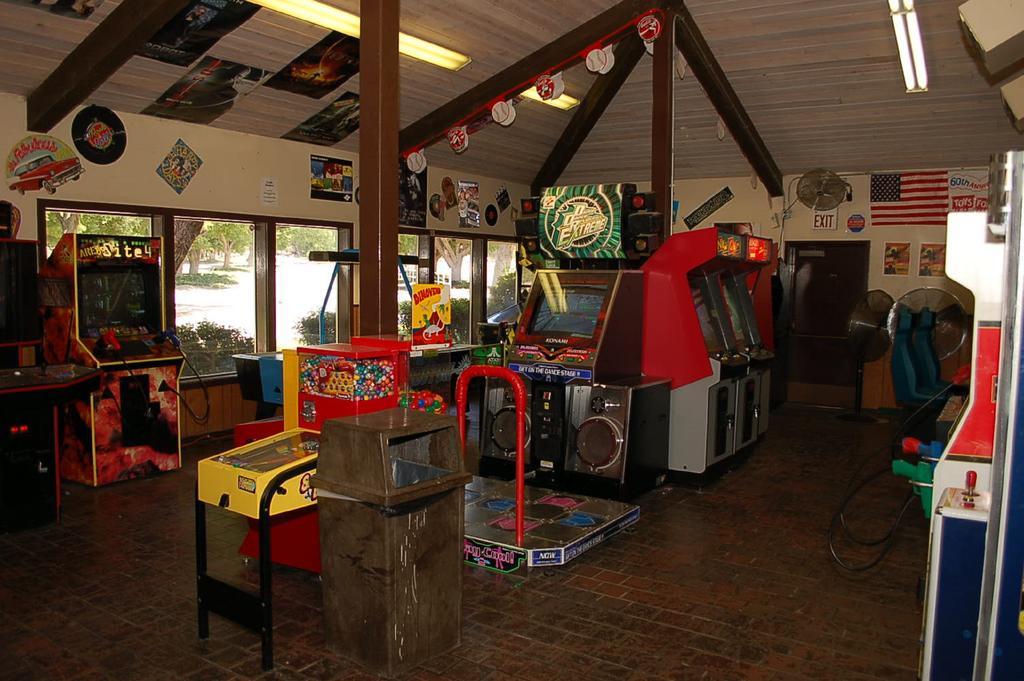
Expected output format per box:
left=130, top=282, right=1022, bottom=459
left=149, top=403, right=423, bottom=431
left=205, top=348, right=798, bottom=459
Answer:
left=455, top=365, right=527, bottom=546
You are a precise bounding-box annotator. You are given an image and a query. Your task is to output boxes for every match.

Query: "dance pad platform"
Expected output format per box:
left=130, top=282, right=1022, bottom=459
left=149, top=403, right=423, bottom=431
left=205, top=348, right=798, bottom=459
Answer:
left=462, top=476, right=639, bottom=574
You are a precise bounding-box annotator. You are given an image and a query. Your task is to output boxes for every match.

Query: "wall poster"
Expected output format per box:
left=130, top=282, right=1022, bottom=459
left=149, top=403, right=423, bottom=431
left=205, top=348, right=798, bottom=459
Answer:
left=948, top=169, right=989, bottom=213
left=141, top=0, right=259, bottom=66
left=6, top=134, right=83, bottom=195
left=883, top=241, right=911, bottom=276
left=399, top=160, right=427, bottom=228
left=265, top=32, right=359, bottom=98
left=310, top=155, right=353, bottom=202
left=918, top=243, right=946, bottom=277
left=142, top=56, right=268, bottom=124
left=458, top=180, right=480, bottom=228
left=283, top=92, right=359, bottom=146
left=156, top=138, right=203, bottom=195
left=1, top=0, right=105, bottom=18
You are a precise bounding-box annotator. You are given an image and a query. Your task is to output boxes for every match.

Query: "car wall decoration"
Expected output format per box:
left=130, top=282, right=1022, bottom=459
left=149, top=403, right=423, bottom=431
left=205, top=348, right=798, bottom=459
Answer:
left=6, top=134, right=83, bottom=195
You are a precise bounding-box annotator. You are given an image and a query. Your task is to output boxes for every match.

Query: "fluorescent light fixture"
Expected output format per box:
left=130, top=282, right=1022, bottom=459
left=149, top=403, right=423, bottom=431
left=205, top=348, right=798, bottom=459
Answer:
left=249, top=0, right=471, bottom=71
left=520, top=88, right=580, bottom=111
left=889, top=0, right=928, bottom=92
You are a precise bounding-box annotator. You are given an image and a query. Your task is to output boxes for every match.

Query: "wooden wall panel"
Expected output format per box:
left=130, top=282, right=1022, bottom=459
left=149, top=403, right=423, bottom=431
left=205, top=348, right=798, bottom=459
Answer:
left=179, top=381, right=259, bottom=441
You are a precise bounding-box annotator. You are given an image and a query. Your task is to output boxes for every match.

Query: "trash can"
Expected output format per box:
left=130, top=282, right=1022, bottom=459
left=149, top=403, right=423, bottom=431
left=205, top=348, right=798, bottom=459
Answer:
left=312, top=408, right=471, bottom=678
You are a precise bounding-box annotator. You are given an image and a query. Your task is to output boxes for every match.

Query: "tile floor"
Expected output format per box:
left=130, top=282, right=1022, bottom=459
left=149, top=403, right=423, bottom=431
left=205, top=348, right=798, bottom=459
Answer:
left=0, top=404, right=929, bottom=680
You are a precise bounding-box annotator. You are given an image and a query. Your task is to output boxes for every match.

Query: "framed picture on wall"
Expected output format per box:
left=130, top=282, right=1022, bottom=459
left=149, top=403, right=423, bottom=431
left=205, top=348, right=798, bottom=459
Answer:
left=883, top=241, right=911, bottom=276
left=919, top=243, right=946, bottom=277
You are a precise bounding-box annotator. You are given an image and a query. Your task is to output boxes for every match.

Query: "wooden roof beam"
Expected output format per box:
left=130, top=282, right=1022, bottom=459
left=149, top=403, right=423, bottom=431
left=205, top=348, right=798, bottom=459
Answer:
left=400, top=0, right=661, bottom=153
left=531, top=33, right=646, bottom=195
left=26, top=0, right=191, bottom=133
left=674, top=6, right=784, bottom=197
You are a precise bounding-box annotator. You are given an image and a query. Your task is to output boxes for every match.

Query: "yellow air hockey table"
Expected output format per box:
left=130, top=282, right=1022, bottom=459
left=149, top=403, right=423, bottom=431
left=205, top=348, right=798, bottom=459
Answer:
left=195, top=429, right=319, bottom=671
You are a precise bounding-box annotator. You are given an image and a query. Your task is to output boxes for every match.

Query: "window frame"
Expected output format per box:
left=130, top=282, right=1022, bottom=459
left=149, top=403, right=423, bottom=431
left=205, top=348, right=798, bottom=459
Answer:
left=38, top=199, right=352, bottom=384
left=399, top=227, right=521, bottom=344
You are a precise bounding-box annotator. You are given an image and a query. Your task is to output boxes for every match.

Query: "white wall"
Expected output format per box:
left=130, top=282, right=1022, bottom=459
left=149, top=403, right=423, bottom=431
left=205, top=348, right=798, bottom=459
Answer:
left=0, top=93, right=526, bottom=241
left=647, top=172, right=974, bottom=310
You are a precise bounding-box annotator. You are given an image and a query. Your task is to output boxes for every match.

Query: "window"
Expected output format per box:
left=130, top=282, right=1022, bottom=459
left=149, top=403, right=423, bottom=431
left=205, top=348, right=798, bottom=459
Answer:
left=486, top=241, right=519, bottom=321
left=433, top=236, right=472, bottom=344
left=276, top=224, right=343, bottom=349
left=398, top=233, right=420, bottom=335
left=45, top=209, right=151, bottom=254
left=174, top=218, right=256, bottom=377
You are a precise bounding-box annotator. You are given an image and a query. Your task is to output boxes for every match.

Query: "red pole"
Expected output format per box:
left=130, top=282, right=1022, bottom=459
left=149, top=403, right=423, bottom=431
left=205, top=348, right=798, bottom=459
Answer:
left=455, top=365, right=527, bottom=546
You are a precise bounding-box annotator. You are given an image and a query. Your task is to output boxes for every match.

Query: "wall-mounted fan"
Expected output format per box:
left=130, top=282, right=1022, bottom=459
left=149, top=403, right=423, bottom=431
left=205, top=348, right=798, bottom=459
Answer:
left=886, top=288, right=969, bottom=359
left=795, top=168, right=851, bottom=212
left=839, top=289, right=895, bottom=423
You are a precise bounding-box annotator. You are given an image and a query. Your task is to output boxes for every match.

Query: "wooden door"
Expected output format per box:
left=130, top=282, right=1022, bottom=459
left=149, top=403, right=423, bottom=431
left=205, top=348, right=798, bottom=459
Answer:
left=785, top=241, right=870, bottom=407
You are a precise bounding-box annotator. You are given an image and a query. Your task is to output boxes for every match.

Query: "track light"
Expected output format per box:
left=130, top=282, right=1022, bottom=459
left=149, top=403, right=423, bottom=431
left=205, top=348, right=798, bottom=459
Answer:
left=889, top=0, right=928, bottom=92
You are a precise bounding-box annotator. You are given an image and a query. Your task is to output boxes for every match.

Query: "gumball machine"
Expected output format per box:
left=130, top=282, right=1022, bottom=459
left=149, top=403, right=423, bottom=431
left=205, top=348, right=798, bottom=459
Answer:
left=294, top=338, right=410, bottom=431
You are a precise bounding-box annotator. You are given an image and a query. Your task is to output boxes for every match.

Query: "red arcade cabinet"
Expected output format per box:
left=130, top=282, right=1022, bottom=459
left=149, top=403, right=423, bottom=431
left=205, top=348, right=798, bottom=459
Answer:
left=642, top=229, right=774, bottom=473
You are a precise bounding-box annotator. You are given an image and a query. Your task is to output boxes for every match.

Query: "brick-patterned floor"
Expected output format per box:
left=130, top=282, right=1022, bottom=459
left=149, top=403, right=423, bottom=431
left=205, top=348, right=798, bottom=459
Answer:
left=0, top=405, right=928, bottom=680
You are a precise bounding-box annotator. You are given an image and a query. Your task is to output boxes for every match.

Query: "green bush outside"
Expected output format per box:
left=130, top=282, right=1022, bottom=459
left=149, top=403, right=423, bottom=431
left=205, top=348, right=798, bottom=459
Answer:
left=177, top=321, right=255, bottom=376
left=175, top=272, right=235, bottom=288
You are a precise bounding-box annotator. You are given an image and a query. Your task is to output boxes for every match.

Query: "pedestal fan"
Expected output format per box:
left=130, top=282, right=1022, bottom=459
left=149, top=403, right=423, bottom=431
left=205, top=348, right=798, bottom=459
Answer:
left=839, top=289, right=894, bottom=423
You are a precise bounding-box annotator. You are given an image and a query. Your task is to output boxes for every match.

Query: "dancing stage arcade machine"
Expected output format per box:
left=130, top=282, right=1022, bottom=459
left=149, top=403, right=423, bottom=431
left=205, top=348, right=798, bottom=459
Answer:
left=641, top=228, right=774, bottom=474
left=482, top=183, right=670, bottom=498
left=41, top=234, right=184, bottom=486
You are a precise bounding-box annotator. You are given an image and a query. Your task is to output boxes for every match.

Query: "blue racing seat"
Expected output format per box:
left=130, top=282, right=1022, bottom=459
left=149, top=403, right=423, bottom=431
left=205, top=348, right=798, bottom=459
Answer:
left=891, top=310, right=932, bottom=405
left=911, top=308, right=950, bottom=397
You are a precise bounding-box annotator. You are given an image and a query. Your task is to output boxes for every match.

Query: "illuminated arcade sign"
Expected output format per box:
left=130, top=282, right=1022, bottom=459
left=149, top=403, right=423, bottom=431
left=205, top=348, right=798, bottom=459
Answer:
left=539, top=183, right=627, bottom=259
left=77, top=236, right=159, bottom=263
left=716, top=231, right=745, bottom=260
left=746, top=237, right=770, bottom=263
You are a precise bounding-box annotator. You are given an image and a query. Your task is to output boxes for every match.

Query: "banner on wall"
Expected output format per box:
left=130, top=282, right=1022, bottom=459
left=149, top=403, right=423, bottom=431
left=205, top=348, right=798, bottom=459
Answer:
left=458, top=180, right=480, bottom=228
left=948, top=169, right=989, bottom=212
left=683, top=186, right=734, bottom=229
left=310, top=155, right=353, bottom=202
left=141, top=0, right=259, bottom=66
left=883, top=241, right=911, bottom=276
left=1, top=0, right=105, bottom=19
left=919, top=243, right=946, bottom=277
left=282, top=92, right=359, bottom=145
left=142, top=56, right=268, bottom=124
left=399, top=161, right=427, bottom=228
left=265, top=32, right=359, bottom=98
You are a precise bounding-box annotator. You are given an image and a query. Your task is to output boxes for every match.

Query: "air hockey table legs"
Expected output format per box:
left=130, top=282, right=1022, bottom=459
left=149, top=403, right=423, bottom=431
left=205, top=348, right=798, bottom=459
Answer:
left=195, top=459, right=317, bottom=671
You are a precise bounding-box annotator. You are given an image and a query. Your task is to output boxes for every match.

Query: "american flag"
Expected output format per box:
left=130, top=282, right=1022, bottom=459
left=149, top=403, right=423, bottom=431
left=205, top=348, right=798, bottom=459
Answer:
left=870, top=171, right=949, bottom=226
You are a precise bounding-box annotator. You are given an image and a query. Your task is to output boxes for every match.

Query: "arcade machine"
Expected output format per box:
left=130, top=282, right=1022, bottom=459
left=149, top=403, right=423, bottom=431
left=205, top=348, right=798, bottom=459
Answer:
left=481, top=183, right=670, bottom=498
left=641, top=228, right=774, bottom=474
left=0, top=226, right=100, bottom=530
left=40, top=234, right=184, bottom=486
left=917, top=152, right=1023, bottom=680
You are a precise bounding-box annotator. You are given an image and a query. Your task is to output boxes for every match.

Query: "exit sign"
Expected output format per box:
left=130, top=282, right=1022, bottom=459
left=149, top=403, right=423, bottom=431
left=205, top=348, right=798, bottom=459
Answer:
left=812, top=208, right=839, bottom=231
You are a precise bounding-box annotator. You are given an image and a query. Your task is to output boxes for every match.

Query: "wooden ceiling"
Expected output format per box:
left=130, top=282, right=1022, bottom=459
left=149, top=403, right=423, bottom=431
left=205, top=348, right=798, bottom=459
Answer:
left=0, top=0, right=1019, bottom=186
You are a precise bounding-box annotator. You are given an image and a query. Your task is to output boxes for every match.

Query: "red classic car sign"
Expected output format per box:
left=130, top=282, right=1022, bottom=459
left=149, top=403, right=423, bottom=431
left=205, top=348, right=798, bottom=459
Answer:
left=5, top=134, right=83, bottom=195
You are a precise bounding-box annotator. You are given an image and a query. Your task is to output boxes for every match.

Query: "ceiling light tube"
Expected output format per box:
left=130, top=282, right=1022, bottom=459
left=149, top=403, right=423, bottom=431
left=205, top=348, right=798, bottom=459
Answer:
left=250, top=0, right=471, bottom=71
left=889, top=1, right=928, bottom=92
left=520, top=89, right=580, bottom=111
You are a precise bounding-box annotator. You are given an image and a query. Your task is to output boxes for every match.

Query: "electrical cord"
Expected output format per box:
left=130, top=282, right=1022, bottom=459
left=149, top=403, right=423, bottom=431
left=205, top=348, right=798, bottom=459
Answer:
left=826, top=381, right=957, bottom=573
left=171, top=351, right=211, bottom=426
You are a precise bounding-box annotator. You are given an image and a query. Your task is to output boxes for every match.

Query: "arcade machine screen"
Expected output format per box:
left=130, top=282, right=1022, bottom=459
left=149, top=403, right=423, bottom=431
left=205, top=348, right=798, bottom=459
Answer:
left=721, top=275, right=763, bottom=348
left=77, top=267, right=160, bottom=337
left=691, top=277, right=730, bottom=356
left=0, top=242, right=40, bottom=345
left=527, top=284, right=609, bottom=339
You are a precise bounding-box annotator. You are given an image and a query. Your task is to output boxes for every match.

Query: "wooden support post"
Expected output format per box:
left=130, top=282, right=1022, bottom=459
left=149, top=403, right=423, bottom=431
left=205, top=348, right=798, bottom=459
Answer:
left=651, top=9, right=675, bottom=239
left=358, top=0, right=400, bottom=336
